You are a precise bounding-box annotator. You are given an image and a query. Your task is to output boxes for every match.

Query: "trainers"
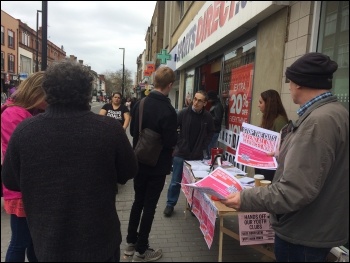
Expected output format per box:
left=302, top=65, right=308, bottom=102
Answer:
left=132, top=248, right=162, bottom=262
left=163, top=206, right=174, bottom=217
left=124, top=242, right=136, bottom=256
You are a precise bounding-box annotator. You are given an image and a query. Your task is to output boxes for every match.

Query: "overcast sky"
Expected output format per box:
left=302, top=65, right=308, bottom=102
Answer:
left=1, top=1, right=156, bottom=78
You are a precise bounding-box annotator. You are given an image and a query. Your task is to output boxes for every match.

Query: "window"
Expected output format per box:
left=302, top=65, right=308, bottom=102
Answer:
left=1, top=52, right=4, bottom=71
left=1, top=26, right=4, bottom=45
left=20, top=55, right=31, bottom=74
left=338, top=43, right=349, bottom=68
left=154, top=17, right=157, bottom=34
left=8, top=54, right=15, bottom=72
left=21, top=31, right=30, bottom=47
left=8, top=30, right=14, bottom=48
left=341, top=4, right=349, bottom=32
left=325, top=12, right=337, bottom=36
left=318, top=1, right=349, bottom=112
left=177, top=1, right=184, bottom=19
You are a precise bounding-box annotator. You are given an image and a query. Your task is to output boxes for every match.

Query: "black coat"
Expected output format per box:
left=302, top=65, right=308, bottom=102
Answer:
left=2, top=105, right=138, bottom=261
left=130, top=91, right=178, bottom=175
left=174, top=106, right=214, bottom=160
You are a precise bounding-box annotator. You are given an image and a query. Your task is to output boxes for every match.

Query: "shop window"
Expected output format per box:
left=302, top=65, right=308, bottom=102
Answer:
left=221, top=40, right=256, bottom=134
left=184, top=69, right=195, bottom=107
left=318, top=1, right=349, bottom=111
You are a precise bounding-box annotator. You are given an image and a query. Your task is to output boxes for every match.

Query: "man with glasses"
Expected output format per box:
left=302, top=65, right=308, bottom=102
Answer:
left=164, top=90, right=214, bottom=217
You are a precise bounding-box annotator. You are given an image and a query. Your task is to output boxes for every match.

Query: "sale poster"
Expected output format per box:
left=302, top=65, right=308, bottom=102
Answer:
left=227, top=63, right=254, bottom=155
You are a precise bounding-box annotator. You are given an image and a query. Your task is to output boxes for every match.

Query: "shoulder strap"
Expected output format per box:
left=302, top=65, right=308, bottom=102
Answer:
left=139, top=98, right=146, bottom=133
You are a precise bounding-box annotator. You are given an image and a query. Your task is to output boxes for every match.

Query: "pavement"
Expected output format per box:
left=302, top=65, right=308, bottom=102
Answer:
left=1, top=104, right=271, bottom=262
left=1, top=181, right=269, bottom=262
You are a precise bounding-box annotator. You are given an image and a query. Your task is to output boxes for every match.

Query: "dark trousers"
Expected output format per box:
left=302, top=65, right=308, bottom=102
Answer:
left=274, top=234, right=331, bottom=262
left=105, top=247, right=120, bottom=262
left=126, top=172, right=166, bottom=254
left=5, top=215, right=37, bottom=262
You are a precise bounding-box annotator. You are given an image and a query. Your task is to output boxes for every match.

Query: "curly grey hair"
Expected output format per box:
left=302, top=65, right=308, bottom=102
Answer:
left=43, top=60, right=93, bottom=108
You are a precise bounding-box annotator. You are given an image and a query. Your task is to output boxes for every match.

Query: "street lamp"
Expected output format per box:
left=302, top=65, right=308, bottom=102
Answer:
left=35, top=10, right=42, bottom=72
left=119, top=48, right=125, bottom=97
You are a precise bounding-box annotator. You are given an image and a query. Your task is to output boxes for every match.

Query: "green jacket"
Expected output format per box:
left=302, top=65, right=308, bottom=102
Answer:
left=240, top=95, right=349, bottom=248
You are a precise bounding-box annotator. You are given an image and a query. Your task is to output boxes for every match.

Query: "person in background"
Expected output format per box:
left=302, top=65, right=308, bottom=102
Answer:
left=206, top=90, right=224, bottom=159
left=99, top=91, right=131, bottom=131
left=2, top=60, right=138, bottom=262
left=164, top=90, right=214, bottom=217
left=1, top=90, right=7, bottom=105
left=1, top=71, right=47, bottom=262
left=125, top=66, right=178, bottom=262
left=125, top=97, right=131, bottom=111
left=220, top=52, right=349, bottom=262
left=130, top=97, right=138, bottom=113
left=255, top=89, right=288, bottom=181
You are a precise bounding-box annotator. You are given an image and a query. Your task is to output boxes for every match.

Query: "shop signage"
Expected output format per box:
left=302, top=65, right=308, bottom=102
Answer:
left=19, top=72, right=28, bottom=80
left=157, top=49, right=171, bottom=64
left=228, top=63, right=254, bottom=134
left=176, top=1, right=283, bottom=68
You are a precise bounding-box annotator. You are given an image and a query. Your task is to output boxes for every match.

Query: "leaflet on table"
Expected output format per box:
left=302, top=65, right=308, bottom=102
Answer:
left=185, top=160, right=210, bottom=171
left=183, top=167, right=244, bottom=199
left=202, top=159, right=233, bottom=166
left=235, top=122, right=280, bottom=169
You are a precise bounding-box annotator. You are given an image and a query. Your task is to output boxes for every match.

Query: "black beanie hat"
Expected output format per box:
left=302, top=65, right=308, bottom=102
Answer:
left=285, top=52, right=338, bottom=89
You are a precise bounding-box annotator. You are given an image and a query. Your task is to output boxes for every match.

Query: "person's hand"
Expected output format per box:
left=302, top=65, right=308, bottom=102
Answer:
left=220, top=192, right=241, bottom=210
left=266, top=152, right=275, bottom=157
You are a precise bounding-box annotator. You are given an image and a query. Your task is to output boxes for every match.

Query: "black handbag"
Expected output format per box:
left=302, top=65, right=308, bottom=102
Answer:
left=134, top=98, right=163, bottom=167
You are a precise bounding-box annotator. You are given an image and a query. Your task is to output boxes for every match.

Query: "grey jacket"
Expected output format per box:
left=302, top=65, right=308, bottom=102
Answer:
left=240, top=95, right=349, bottom=248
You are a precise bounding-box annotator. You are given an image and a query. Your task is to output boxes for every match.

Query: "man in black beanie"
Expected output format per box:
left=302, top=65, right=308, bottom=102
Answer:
left=219, top=52, right=349, bottom=262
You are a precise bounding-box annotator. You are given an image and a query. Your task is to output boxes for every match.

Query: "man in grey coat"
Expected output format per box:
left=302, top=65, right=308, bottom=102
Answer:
left=220, top=53, right=349, bottom=262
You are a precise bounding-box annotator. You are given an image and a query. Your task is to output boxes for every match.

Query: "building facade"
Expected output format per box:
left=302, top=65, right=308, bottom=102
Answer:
left=138, top=1, right=348, bottom=173
left=1, top=10, right=19, bottom=90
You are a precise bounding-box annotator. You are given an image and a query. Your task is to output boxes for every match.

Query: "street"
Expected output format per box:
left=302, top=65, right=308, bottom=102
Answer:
left=1, top=103, right=268, bottom=262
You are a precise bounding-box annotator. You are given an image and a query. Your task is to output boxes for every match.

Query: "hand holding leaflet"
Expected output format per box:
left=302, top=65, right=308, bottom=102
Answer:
left=183, top=167, right=244, bottom=199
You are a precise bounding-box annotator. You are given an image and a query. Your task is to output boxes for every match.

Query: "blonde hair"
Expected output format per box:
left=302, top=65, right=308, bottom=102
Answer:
left=10, top=72, right=46, bottom=110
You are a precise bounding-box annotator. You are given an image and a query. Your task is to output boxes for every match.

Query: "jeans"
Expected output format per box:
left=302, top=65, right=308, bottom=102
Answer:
left=166, top=156, right=184, bottom=207
left=207, top=132, right=220, bottom=158
left=274, top=234, right=331, bottom=262
left=126, top=172, right=166, bottom=254
left=5, top=214, right=37, bottom=262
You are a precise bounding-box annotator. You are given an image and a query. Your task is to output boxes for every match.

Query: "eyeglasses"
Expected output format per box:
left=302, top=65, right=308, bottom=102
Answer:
left=193, top=97, right=205, bottom=103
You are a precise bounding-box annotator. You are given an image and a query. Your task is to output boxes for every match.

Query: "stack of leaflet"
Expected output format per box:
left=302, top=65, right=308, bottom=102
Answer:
left=185, top=160, right=211, bottom=179
left=238, top=177, right=255, bottom=188
left=185, top=160, right=248, bottom=180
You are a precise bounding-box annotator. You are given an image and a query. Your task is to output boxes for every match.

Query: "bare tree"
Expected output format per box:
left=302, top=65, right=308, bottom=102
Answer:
left=103, top=69, right=134, bottom=98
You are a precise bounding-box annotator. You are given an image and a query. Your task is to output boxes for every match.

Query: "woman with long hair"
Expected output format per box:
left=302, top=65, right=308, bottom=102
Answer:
left=99, top=91, right=130, bottom=131
left=1, top=71, right=47, bottom=262
left=256, top=89, right=288, bottom=181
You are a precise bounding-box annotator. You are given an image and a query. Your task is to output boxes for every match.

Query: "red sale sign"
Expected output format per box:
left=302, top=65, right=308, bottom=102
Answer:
left=228, top=63, right=254, bottom=134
